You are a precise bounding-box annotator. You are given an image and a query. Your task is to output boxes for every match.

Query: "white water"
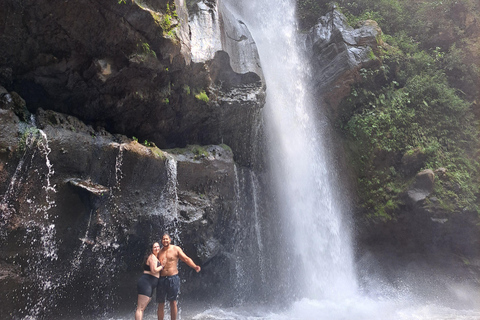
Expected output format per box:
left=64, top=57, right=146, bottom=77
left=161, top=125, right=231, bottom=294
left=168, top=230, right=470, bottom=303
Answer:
left=9, top=1, right=479, bottom=319
left=177, top=0, right=480, bottom=319
left=225, top=0, right=357, bottom=299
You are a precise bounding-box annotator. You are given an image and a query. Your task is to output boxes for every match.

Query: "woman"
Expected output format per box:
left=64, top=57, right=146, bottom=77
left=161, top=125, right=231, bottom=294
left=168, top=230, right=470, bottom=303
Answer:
left=135, top=242, right=164, bottom=320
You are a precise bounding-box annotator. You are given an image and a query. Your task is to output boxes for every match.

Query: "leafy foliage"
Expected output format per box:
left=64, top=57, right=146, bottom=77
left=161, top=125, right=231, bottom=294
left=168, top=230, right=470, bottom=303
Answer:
left=194, top=90, right=209, bottom=103
left=296, top=0, right=330, bottom=30
left=293, top=0, right=480, bottom=219
left=343, top=60, right=479, bottom=218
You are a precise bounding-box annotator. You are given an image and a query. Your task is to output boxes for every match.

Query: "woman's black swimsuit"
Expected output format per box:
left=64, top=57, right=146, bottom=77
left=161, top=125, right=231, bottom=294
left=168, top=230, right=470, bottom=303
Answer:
left=143, top=260, right=161, bottom=271
left=137, top=260, right=161, bottom=297
left=137, top=273, right=159, bottom=297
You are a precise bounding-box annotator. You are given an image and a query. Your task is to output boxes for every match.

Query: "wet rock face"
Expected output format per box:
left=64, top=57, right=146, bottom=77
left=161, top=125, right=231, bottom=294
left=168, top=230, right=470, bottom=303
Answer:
left=0, top=105, right=243, bottom=317
left=0, top=0, right=268, bottom=316
left=407, top=169, right=435, bottom=203
left=0, top=0, right=265, bottom=167
left=303, top=10, right=382, bottom=119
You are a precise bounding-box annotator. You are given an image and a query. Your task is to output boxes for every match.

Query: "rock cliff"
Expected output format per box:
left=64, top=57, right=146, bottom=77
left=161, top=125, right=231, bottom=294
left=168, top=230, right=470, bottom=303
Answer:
left=1, top=0, right=478, bottom=317
left=0, top=0, right=268, bottom=317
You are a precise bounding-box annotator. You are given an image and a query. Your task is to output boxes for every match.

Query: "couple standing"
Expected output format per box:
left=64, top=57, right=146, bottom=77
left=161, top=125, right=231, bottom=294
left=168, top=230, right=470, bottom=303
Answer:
left=135, top=234, right=201, bottom=320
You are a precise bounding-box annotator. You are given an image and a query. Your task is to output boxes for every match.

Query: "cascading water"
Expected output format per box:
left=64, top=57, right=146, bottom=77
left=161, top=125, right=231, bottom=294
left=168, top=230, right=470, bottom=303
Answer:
left=0, top=128, right=61, bottom=319
left=189, top=0, right=480, bottom=319
left=230, top=165, right=269, bottom=304
left=163, top=155, right=182, bottom=243
left=224, top=0, right=357, bottom=300
left=4, top=1, right=479, bottom=318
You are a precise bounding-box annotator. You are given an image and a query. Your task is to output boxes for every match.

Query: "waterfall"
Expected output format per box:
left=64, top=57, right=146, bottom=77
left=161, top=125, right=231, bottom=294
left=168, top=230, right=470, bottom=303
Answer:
left=163, top=155, right=182, bottom=243
left=113, top=143, right=125, bottom=191
left=231, top=164, right=268, bottom=303
left=0, top=128, right=61, bottom=318
left=249, top=171, right=266, bottom=284
left=0, top=131, right=35, bottom=235
left=223, top=0, right=357, bottom=300
left=27, top=130, right=60, bottom=319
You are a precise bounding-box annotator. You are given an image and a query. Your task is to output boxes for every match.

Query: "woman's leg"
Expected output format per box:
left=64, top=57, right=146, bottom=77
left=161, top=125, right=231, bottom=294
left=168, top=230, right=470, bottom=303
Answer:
left=135, top=294, right=151, bottom=320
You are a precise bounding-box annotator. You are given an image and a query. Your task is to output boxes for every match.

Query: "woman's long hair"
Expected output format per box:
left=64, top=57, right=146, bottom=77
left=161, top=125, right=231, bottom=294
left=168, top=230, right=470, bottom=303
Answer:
left=142, top=243, right=157, bottom=267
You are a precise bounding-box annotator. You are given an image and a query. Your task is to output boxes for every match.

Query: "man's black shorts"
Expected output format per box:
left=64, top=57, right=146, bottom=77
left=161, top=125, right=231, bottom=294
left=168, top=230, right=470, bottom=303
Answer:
left=156, top=274, right=180, bottom=303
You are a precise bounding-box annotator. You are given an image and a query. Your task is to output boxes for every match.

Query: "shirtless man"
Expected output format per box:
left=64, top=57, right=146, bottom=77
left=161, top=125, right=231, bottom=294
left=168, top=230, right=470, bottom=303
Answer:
left=156, top=234, right=201, bottom=320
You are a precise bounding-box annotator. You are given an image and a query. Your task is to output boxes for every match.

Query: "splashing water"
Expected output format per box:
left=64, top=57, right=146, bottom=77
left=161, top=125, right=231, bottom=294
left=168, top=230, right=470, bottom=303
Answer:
left=2, top=129, right=61, bottom=319
left=225, top=0, right=357, bottom=301
left=113, top=143, right=125, bottom=192
left=176, top=0, right=480, bottom=319
left=0, top=130, right=36, bottom=235
left=162, top=155, right=182, bottom=243
left=230, top=165, right=268, bottom=302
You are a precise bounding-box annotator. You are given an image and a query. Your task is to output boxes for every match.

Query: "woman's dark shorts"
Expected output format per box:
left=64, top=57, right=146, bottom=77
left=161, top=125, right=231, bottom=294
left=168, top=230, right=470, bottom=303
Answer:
left=156, top=274, right=180, bottom=303
left=137, top=274, right=159, bottom=297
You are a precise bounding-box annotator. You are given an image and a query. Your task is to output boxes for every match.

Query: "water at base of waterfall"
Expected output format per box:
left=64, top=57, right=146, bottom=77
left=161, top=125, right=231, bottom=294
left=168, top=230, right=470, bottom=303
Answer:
left=183, top=300, right=480, bottom=320
left=73, top=300, right=480, bottom=320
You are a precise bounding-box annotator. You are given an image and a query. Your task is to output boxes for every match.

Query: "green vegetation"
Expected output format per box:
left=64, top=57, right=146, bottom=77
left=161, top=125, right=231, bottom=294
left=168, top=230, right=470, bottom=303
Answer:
left=297, top=0, right=328, bottom=30
left=138, top=42, right=156, bottom=59
left=18, top=127, right=40, bottom=153
left=130, top=41, right=157, bottom=63
left=167, top=145, right=210, bottom=161
left=190, top=145, right=209, bottom=160
left=156, top=2, right=179, bottom=38
left=194, top=90, right=209, bottom=103
left=219, top=144, right=232, bottom=153
left=149, top=145, right=166, bottom=160
left=296, top=0, right=480, bottom=219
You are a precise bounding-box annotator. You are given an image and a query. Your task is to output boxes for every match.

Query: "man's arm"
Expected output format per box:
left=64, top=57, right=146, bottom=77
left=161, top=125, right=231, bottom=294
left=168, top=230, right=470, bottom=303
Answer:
left=177, top=247, right=201, bottom=273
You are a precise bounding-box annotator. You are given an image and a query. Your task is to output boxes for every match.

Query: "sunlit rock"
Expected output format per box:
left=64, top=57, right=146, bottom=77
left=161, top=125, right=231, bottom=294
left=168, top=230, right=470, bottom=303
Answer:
left=304, top=9, right=382, bottom=117
left=407, top=169, right=435, bottom=203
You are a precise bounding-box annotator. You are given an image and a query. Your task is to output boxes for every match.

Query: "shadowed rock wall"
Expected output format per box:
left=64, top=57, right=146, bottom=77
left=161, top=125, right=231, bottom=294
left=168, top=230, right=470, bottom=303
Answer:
left=0, top=0, right=270, bottom=317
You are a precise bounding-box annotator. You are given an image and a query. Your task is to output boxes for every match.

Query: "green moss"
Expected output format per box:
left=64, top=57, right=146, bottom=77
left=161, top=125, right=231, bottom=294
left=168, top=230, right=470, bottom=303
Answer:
left=150, top=147, right=166, bottom=160
left=139, top=42, right=156, bottom=58
left=340, top=30, right=479, bottom=219
left=189, top=145, right=209, bottom=160
left=18, top=127, right=40, bottom=153
left=166, top=144, right=212, bottom=161
left=367, top=48, right=377, bottom=61
left=220, top=144, right=232, bottom=153
left=183, top=84, right=191, bottom=95
left=194, top=90, right=209, bottom=103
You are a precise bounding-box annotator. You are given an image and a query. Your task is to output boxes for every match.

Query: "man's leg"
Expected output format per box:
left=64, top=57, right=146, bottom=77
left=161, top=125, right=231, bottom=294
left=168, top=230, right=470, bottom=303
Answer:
left=157, top=302, right=165, bottom=320
left=170, top=300, right=178, bottom=320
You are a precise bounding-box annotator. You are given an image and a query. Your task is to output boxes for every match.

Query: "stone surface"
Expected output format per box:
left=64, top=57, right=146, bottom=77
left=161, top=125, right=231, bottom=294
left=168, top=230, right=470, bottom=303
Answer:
left=0, top=0, right=270, bottom=316
left=0, top=105, right=249, bottom=317
left=303, top=10, right=382, bottom=119
left=0, top=0, right=478, bottom=317
left=0, top=0, right=265, bottom=167
left=407, top=169, right=435, bottom=203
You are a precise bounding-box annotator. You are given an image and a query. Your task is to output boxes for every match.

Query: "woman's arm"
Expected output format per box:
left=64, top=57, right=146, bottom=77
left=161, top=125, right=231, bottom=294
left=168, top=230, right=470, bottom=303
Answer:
left=148, top=254, right=163, bottom=273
